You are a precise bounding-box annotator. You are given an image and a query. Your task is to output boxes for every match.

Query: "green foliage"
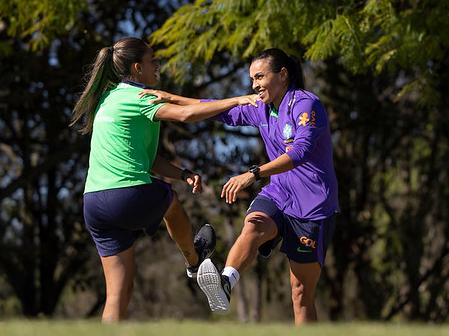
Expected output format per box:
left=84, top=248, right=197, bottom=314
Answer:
left=151, top=0, right=323, bottom=81
left=303, top=13, right=365, bottom=73
left=152, top=0, right=449, bottom=83
left=0, top=0, right=87, bottom=51
left=362, top=0, right=449, bottom=74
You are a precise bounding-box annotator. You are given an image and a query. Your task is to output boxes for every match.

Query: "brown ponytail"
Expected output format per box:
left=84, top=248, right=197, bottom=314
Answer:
left=71, top=37, right=149, bottom=134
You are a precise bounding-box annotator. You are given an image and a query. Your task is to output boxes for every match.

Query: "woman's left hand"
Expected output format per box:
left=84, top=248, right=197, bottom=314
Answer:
left=138, top=89, right=171, bottom=104
left=221, top=172, right=256, bottom=204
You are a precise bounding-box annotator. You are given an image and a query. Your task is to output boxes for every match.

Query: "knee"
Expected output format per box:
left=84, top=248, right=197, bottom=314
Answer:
left=240, top=220, right=263, bottom=243
left=240, top=215, right=276, bottom=244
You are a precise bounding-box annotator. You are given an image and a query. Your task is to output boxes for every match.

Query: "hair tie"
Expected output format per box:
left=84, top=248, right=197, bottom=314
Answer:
left=108, top=46, right=114, bottom=53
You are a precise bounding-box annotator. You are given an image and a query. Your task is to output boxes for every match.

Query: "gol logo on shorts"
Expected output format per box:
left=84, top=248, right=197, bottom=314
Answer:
left=299, top=236, right=317, bottom=249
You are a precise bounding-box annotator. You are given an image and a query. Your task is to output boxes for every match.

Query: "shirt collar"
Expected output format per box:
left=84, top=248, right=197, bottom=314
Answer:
left=269, top=104, right=279, bottom=118
left=269, top=86, right=295, bottom=117
left=121, top=79, right=150, bottom=89
left=278, top=86, right=296, bottom=113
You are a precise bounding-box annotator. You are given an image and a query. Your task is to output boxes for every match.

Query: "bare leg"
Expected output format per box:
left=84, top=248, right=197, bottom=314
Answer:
left=225, top=212, right=278, bottom=271
left=100, top=245, right=136, bottom=322
left=163, top=191, right=198, bottom=267
left=289, top=260, right=321, bottom=326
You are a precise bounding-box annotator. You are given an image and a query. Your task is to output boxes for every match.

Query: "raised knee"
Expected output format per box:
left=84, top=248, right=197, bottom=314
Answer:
left=241, top=215, right=276, bottom=244
left=240, top=221, right=263, bottom=242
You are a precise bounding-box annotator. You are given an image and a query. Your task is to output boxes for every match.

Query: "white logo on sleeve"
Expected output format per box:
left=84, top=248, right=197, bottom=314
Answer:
left=95, top=107, right=115, bottom=123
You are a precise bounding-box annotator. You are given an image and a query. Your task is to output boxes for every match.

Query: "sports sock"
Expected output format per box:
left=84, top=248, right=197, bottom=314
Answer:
left=222, top=266, right=240, bottom=289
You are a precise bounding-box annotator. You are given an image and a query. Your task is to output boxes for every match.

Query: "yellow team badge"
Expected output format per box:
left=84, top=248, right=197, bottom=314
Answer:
left=298, top=112, right=309, bottom=126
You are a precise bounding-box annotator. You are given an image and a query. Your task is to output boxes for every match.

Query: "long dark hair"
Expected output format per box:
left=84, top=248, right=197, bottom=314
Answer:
left=252, top=48, right=304, bottom=89
left=71, top=37, right=149, bottom=134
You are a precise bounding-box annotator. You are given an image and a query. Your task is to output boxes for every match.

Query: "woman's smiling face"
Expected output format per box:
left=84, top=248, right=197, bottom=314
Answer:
left=249, top=58, right=288, bottom=107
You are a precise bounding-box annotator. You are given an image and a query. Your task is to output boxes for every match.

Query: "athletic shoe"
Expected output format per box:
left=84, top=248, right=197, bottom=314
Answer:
left=258, top=235, right=282, bottom=258
left=197, top=258, right=231, bottom=312
left=186, top=224, right=216, bottom=278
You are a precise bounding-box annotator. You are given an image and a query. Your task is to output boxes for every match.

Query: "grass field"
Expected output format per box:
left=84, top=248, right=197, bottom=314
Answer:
left=0, top=320, right=447, bottom=336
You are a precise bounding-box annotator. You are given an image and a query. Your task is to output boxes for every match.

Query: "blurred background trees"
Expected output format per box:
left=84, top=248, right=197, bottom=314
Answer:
left=0, top=0, right=448, bottom=323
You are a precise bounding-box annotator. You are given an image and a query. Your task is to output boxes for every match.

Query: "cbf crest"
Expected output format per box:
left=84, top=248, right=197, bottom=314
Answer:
left=282, top=123, right=293, bottom=140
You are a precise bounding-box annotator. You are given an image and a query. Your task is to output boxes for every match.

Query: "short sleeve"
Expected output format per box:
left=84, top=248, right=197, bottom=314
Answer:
left=139, top=95, right=166, bottom=122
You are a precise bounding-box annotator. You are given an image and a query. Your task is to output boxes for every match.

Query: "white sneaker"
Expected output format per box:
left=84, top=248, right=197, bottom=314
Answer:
left=197, top=258, right=231, bottom=313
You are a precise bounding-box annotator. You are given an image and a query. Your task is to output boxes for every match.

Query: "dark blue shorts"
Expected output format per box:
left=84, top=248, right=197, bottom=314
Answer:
left=247, top=195, right=335, bottom=267
left=83, top=179, right=173, bottom=257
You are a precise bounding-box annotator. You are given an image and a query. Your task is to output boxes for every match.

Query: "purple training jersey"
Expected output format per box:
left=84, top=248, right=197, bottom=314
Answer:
left=215, top=87, right=339, bottom=220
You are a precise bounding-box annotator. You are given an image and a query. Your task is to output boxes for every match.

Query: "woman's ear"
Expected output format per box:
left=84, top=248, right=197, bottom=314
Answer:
left=280, top=67, right=288, bottom=83
left=131, top=62, right=142, bottom=76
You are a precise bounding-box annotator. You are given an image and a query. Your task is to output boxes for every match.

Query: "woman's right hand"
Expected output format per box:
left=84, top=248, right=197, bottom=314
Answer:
left=237, top=94, right=259, bottom=107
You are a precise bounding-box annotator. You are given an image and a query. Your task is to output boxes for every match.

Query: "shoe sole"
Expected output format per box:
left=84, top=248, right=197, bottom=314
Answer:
left=197, top=259, right=229, bottom=313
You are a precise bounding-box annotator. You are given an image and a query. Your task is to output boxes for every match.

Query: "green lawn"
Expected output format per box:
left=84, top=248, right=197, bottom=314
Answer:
left=0, top=320, right=447, bottom=336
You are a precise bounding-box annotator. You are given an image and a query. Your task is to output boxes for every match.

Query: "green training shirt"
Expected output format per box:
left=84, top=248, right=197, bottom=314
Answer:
left=84, top=82, right=165, bottom=193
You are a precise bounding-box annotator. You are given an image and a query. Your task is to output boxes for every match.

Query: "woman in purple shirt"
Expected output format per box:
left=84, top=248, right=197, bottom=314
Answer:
left=141, top=48, right=339, bottom=326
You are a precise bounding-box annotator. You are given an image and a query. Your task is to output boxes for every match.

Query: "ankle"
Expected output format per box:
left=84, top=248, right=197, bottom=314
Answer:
left=186, top=254, right=199, bottom=268
left=222, top=266, right=240, bottom=289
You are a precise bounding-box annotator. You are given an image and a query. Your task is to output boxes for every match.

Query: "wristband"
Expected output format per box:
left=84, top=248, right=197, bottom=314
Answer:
left=248, top=165, right=261, bottom=181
